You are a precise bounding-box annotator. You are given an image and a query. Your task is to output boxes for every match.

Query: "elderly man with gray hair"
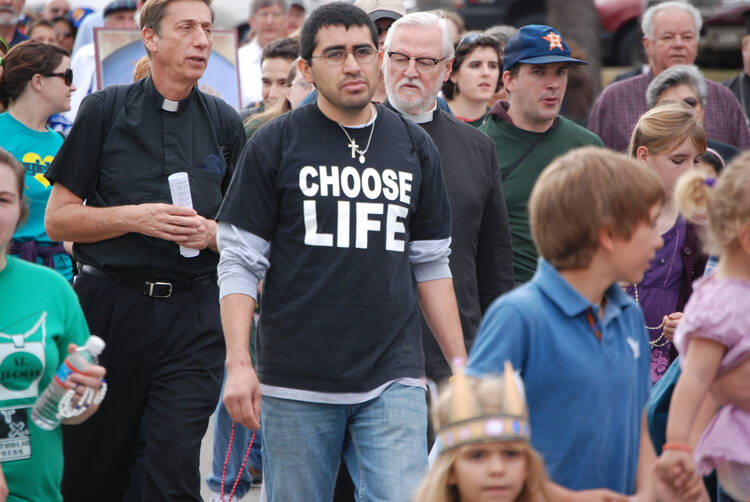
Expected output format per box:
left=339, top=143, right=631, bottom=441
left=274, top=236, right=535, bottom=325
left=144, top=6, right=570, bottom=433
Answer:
left=646, top=64, right=739, bottom=163
left=588, top=1, right=750, bottom=152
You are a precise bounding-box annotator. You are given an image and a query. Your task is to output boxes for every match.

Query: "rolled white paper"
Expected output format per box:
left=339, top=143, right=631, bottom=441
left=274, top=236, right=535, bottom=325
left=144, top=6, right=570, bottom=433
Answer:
left=168, top=172, right=199, bottom=258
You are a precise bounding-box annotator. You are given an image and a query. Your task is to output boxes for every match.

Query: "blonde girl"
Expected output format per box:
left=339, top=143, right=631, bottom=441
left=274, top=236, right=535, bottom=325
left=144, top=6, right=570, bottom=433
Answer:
left=655, top=156, right=750, bottom=502
left=412, top=368, right=549, bottom=502
left=627, top=101, right=708, bottom=384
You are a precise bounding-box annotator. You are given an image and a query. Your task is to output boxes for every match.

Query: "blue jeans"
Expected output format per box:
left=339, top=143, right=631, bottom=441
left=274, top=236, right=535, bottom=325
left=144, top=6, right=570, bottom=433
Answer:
left=261, top=383, right=428, bottom=502
left=206, top=377, right=263, bottom=499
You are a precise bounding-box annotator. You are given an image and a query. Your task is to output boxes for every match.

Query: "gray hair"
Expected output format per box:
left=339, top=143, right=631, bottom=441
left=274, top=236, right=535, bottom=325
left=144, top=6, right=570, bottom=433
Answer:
left=250, top=0, right=287, bottom=16
left=384, top=11, right=454, bottom=59
left=646, top=64, right=707, bottom=109
left=484, top=24, right=517, bottom=46
left=641, top=1, right=702, bottom=40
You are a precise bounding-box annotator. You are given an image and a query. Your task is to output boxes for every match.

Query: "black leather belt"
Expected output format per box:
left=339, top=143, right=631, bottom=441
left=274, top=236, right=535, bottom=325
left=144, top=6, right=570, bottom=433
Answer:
left=80, top=264, right=216, bottom=298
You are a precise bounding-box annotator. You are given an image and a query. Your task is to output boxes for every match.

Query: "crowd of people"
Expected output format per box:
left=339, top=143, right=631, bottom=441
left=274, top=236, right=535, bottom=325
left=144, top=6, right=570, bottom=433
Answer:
left=2, top=0, right=750, bottom=501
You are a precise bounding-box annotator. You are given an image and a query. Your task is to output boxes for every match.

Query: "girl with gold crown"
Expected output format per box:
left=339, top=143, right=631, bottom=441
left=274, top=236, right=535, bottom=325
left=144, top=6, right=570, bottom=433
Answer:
left=411, top=362, right=550, bottom=502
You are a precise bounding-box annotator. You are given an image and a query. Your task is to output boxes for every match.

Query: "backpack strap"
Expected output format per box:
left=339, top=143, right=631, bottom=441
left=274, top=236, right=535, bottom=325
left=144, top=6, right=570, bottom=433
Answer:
left=398, top=114, right=418, bottom=154
left=202, top=93, right=234, bottom=165
left=99, top=83, right=132, bottom=156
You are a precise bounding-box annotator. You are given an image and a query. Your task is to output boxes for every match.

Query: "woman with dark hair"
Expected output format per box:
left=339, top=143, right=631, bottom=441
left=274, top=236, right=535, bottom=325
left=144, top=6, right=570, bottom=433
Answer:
left=52, top=16, right=76, bottom=54
left=443, top=33, right=502, bottom=127
left=0, top=40, right=76, bottom=280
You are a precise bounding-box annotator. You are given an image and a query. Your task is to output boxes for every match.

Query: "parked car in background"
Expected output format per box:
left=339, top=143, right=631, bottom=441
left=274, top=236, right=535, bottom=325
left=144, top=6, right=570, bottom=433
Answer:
left=24, top=0, right=248, bottom=32
left=598, top=0, right=750, bottom=66
left=415, top=0, right=750, bottom=67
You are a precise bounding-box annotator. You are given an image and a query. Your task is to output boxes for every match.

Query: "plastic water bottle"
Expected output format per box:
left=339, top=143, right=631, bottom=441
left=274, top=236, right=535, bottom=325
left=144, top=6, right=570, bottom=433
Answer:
left=31, top=336, right=105, bottom=431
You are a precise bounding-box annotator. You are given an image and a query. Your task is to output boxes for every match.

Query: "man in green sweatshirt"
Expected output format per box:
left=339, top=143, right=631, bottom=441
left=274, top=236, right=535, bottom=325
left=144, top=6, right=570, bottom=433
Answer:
left=480, top=24, right=603, bottom=283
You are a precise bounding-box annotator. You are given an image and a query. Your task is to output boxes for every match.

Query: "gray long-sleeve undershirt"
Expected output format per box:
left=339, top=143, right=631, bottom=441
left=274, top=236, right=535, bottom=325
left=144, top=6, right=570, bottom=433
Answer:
left=217, top=222, right=452, bottom=301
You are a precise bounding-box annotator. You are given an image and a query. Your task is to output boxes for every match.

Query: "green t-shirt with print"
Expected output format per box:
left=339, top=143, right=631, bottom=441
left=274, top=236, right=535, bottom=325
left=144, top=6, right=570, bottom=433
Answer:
left=0, top=257, right=90, bottom=502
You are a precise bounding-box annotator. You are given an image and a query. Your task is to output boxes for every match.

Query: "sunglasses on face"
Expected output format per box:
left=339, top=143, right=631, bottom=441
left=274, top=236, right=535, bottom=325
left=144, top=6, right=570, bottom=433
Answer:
left=42, top=68, right=74, bottom=86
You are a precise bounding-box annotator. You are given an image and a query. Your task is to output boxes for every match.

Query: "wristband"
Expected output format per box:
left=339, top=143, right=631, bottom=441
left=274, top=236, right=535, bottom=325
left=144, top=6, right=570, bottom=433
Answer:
left=663, top=442, right=692, bottom=453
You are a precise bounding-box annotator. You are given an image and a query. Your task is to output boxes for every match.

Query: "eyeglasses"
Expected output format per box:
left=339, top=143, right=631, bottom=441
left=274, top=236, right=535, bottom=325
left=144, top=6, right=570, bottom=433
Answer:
left=311, top=46, right=377, bottom=66
left=387, top=51, right=447, bottom=72
left=682, top=97, right=699, bottom=108
left=42, top=68, right=74, bottom=86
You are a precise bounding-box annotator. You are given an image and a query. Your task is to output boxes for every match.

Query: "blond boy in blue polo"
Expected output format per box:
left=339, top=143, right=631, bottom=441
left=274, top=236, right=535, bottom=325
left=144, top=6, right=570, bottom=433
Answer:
left=468, top=147, right=676, bottom=499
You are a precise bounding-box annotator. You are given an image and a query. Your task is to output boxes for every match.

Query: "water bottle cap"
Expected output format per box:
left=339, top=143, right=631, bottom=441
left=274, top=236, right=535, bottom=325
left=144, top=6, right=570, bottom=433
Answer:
left=84, top=336, right=106, bottom=355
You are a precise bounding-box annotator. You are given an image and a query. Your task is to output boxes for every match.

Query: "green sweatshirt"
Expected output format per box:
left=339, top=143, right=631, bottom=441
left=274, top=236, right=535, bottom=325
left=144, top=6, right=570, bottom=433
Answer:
left=480, top=102, right=603, bottom=283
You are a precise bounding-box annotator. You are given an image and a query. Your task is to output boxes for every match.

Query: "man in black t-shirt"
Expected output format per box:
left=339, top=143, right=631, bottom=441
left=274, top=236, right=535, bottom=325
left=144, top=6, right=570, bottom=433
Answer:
left=383, top=11, right=514, bottom=384
left=217, top=3, right=465, bottom=501
left=44, top=0, right=245, bottom=500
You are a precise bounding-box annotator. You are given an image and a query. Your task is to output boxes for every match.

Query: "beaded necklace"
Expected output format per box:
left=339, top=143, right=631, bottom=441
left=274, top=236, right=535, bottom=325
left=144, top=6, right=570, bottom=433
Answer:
left=220, top=424, right=257, bottom=502
left=632, top=223, right=681, bottom=348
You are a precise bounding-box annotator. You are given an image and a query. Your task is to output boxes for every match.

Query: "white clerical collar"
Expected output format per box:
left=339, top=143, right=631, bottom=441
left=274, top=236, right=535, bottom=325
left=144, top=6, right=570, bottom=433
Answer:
left=161, top=98, right=179, bottom=112
left=391, top=101, right=436, bottom=124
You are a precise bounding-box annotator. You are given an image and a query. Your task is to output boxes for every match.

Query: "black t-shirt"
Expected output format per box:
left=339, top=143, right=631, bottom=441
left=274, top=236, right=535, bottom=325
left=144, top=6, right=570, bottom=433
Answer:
left=218, top=103, right=452, bottom=392
left=46, top=77, right=246, bottom=279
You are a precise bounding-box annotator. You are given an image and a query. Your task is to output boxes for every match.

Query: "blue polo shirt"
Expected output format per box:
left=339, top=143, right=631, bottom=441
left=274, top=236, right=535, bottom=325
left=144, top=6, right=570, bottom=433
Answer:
left=467, top=258, right=650, bottom=494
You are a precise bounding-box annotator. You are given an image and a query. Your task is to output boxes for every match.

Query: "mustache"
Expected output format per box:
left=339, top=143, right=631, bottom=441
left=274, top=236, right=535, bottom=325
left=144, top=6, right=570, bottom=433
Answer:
left=395, top=77, right=425, bottom=93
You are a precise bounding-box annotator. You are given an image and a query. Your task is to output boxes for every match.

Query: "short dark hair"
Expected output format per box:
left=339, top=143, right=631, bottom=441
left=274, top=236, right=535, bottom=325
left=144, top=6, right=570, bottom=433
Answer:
left=51, top=16, right=77, bottom=38
left=507, top=62, right=521, bottom=78
left=0, top=40, right=70, bottom=109
left=300, top=2, right=377, bottom=63
left=261, top=37, right=299, bottom=65
left=442, top=34, right=501, bottom=100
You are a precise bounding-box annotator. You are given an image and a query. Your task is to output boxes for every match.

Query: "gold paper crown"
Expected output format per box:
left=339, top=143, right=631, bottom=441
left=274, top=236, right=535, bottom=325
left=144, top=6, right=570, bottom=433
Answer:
left=437, top=361, right=530, bottom=453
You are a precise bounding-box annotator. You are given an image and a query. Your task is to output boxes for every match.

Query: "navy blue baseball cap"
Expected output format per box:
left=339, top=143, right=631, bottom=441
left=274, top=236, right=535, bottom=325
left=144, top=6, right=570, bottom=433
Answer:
left=70, top=7, right=95, bottom=29
left=502, top=24, right=587, bottom=72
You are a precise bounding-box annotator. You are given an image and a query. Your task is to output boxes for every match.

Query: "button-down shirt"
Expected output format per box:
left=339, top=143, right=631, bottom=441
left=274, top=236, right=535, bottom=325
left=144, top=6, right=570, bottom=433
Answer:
left=46, top=77, right=246, bottom=279
left=238, top=39, right=263, bottom=109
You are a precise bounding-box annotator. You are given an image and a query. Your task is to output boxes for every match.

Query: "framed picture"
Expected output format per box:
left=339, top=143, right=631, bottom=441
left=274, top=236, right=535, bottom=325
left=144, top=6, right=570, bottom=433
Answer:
left=93, top=28, right=241, bottom=109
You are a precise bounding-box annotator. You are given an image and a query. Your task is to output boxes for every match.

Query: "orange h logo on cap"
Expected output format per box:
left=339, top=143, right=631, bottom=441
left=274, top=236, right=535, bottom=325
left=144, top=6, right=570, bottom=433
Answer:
left=542, top=32, right=564, bottom=51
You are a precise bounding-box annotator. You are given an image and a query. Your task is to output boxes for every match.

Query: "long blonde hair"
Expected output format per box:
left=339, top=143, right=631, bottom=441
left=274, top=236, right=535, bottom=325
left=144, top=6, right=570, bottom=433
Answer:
left=675, top=152, right=750, bottom=256
left=411, top=376, right=550, bottom=502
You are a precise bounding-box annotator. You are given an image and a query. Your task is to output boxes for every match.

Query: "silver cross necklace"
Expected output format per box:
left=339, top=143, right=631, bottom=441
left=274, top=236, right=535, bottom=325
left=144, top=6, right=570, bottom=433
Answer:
left=338, top=104, right=375, bottom=165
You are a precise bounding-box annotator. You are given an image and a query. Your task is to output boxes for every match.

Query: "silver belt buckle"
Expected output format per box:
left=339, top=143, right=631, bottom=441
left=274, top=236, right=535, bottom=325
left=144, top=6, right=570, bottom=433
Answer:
left=147, top=281, right=173, bottom=298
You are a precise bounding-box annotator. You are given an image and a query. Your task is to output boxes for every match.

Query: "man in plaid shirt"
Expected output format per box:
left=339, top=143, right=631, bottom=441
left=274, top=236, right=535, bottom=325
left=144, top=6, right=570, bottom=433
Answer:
left=588, top=1, right=750, bottom=152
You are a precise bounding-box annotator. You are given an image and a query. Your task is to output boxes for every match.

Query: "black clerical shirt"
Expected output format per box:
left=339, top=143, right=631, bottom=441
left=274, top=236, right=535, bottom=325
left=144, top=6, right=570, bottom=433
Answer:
left=46, top=77, right=245, bottom=280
